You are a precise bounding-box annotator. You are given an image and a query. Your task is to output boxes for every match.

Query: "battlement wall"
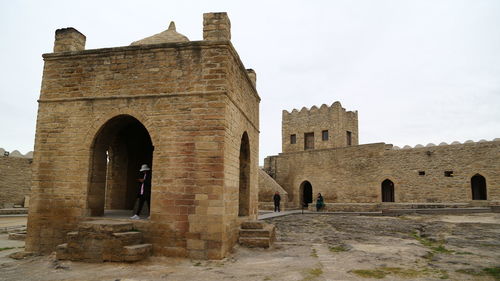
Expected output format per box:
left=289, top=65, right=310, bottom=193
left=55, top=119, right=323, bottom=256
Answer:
left=265, top=139, right=500, bottom=206
left=282, top=101, right=358, bottom=153
left=0, top=148, right=32, bottom=208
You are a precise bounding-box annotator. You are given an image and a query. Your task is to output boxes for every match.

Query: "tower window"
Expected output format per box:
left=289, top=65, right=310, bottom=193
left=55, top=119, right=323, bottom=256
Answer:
left=304, top=132, right=314, bottom=150
left=322, top=130, right=329, bottom=141
left=290, top=134, right=296, bottom=144
left=346, top=131, right=352, bottom=146
left=444, top=171, right=453, bottom=177
left=418, top=171, right=425, bottom=176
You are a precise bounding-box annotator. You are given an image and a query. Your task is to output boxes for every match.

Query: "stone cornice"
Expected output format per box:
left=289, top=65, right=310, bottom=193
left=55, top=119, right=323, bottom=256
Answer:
left=42, top=40, right=260, bottom=102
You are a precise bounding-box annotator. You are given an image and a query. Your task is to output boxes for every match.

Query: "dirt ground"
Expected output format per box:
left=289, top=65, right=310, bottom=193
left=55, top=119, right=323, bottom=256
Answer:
left=1, top=213, right=499, bottom=281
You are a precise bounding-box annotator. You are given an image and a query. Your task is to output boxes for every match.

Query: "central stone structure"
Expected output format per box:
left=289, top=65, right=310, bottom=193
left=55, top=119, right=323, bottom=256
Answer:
left=26, top=12, right=260, bottom=259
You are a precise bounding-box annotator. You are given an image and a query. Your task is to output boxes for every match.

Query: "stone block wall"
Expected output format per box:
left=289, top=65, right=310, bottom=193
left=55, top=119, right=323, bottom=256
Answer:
left=282, top=102, right=358, bottom=153
left=266, top=140, right=500, bottom=206
left=27, top=12, right=259, bottom=260
left=0, top=154, right=32, bottom=208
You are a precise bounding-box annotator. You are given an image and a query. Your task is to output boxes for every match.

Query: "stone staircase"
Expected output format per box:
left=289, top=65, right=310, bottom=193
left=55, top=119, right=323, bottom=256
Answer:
left=56, top=220, right=151, bottom=262
left=239, top=221, right=276, bottom=248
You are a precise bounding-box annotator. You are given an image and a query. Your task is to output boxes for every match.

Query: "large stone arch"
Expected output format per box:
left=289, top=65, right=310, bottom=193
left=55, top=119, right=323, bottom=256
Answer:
left=87, top=114, right=154, bottom=216
left=84, top=109, right=157, bottom=151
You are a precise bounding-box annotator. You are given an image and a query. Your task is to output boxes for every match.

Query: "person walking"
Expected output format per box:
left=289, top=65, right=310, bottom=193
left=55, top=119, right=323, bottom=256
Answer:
left=130, top=164, right=151, bottom=219
left=273, top=191, right=281, bottom=212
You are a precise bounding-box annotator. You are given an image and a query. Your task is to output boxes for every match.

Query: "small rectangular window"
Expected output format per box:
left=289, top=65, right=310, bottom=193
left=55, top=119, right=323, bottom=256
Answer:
left=322, top=130, right=328, bottom=141
left=444, top=171, right=453, bottom=177
left=304, top=132, right=314, bottom=150
left=290, top=134, right=296, bottom=144
left=418, top=171, right=425, bottom=176
left=346, top=131, right=352, bottom=146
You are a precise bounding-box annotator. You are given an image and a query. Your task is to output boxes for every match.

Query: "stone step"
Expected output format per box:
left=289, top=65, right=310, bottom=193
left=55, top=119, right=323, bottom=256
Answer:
left=78, top=220, right=134, bottom=234
left=239, top=225, right=275, bottom=238
left=241, top=221, right=265, bottom=229
left=122, top=243, right=152, bottom=262
left=8, top=232, right=26, bottom=241
left=55, top=243, right=69, bottom=260
left=239, top=237, right=272, bottom=248
left=112, top=231, right=143, bottom=246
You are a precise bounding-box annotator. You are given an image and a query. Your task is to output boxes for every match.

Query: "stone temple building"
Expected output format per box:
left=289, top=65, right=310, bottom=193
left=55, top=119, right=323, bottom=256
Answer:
left=263, top=102, right=500, bottom=211
left=26, top=12, right=260, bottom=260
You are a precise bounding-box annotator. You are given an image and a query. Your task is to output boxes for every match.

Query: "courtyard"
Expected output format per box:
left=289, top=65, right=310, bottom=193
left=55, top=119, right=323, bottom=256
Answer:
left=0, top=212, right=499, bottom=281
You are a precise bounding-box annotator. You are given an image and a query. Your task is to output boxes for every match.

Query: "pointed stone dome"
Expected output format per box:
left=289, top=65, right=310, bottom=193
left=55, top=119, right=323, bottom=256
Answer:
left=131, top=21, right=189, bottom=45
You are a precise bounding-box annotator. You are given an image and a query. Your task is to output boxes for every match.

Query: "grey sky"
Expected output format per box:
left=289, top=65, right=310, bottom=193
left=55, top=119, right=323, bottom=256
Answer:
left=1, top=0, right=499, bottom=164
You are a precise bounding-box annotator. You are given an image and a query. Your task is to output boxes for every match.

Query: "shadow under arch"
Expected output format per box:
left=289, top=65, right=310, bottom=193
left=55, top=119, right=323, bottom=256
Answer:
left=381, top=179, right=395, bottom=202
left=87, top=114, right=154, bottom=216
left=239, top=132, right=250, bottom=216
left=471, top=174, right=487, bottom=200
left=299, top=181, right=313, bottom=207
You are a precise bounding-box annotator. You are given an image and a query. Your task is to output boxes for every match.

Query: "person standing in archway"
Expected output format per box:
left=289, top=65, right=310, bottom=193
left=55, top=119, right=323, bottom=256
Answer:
left=131, top=164, right=151, bottom=219
left=273, top=191, right=281, bottom=212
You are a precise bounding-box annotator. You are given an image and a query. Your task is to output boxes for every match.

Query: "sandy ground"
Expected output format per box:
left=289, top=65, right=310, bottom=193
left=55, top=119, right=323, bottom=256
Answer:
left=0, top=213, right=499, bottom=281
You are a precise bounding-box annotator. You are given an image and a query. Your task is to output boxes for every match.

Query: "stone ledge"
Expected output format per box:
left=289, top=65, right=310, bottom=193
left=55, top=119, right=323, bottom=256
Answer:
left=0, top=208, right=28, bottom=215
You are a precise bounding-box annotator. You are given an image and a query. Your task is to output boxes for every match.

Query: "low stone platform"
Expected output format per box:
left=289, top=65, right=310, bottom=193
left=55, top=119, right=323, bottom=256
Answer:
left=301, top=202, right=497, bottom=212
left=56, top=220, right=151, bottom=262
left=239, top=221, right=276, bottom=248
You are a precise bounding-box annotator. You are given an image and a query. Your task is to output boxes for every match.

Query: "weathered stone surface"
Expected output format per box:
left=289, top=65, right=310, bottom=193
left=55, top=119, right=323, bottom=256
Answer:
left=240, top=221, right=264, bottom=229
left=130, top=21, right=189, bottom=45
left=123, top=243, right=152, bottom=261
left=264, top=102, right=500, bottom=209
left=239, top=221, right=275, bottom=248
left=26, top=12, right=260, bottom=261
left=0, top=156, right=31, bottom=208
left=56, top=221, right=151, bottom=262
left=280, top=102, right=358, bottom=154
left=238, top=237, right=271, bottom=248
left=258, top=169, right=288, bottom=211
left=8, top=232, right=27, bottom=241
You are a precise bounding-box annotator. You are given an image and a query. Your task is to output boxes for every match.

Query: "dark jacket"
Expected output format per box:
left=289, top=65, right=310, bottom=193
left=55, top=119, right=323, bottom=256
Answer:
left=137, top=170, right=152, bottom=197
left=273, top=194, right=281, bottom=203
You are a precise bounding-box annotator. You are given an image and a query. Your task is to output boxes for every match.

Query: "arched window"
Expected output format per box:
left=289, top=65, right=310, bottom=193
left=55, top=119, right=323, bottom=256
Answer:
left=88, top=115, right=153, bottom=217
left=471, top=174, right=487, bottom=200
left=381, top=179, right=395, bottom=202
left=238, top=132, right=250, bottom=216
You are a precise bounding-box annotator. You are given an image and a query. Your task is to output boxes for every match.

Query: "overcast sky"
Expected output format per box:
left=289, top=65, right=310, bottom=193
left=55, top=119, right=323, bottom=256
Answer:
left=1, top=0, right=499, bottom=164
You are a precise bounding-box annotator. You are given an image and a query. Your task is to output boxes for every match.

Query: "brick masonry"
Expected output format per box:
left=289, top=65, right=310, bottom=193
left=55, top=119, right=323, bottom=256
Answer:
left=265, top=103, right=500, bottom=209
left=26, top=12, right=260, bottom=260
left=282, top=102, right=358, bottom=153
left=0, top=155, right=32, bottom=208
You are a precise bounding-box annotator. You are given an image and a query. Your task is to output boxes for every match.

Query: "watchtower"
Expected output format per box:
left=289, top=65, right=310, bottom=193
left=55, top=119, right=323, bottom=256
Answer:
left=282, top=102, right=358, bottom=153
left=26, top=12, right=260, bottom=259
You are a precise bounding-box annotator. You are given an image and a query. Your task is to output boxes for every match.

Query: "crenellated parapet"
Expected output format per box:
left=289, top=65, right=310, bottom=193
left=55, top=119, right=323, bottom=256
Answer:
left=0, top=148, right=33, bottom=158
left=282, top=101, right=357, bottom=117
left=391, top=138, right=500, bottom=150
left=282, top=101, right=358, bottom=153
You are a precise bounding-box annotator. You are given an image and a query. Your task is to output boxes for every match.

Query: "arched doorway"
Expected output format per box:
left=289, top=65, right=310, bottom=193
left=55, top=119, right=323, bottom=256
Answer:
left=88, top=115, right=153, bottom=216
left=300, top=181, right=313, bottom=207
left=238, top=132, right=250, bottom=216
left=381, top=179, right=394, bottom=202
left=471, top=174, right=487, bottom=200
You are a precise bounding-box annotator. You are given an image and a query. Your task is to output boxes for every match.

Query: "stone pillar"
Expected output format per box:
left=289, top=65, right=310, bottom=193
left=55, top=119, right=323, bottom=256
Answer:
left=53, top=27, right=86, bottom=52
left=203, top=12, right=231, bottom=41
left=246, top=69, right=257, bottom=88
